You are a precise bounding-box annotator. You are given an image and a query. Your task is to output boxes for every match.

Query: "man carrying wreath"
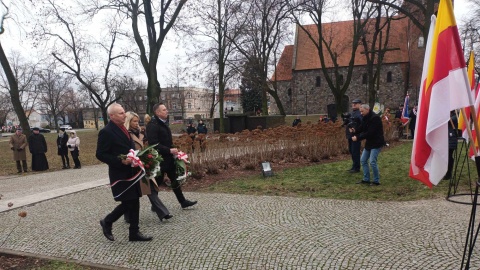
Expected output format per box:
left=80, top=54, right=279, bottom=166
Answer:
left=147, top=103, right=197, bottom=209
left=96, top=103, right=152, bottom=242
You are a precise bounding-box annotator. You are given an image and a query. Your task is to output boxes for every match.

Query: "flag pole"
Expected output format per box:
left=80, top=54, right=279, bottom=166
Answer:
left=459, top=108, right=478, bottom=158
left=461, top=68, right=480, bottom=270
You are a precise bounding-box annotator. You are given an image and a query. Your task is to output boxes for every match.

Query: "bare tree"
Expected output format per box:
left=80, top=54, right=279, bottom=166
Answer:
left=0, top=1, right=34, bottom=136
left=37, top=0, right=134, bottom=126
left=0, top=52, right=40, bottom=127
left=116, top=77, right=147, bottom=113
left=190, top=0, right=244, bottom=132
left=166, top=55, right=188, bottom=118
left=367, top=0, right=435, bottom=40
left=229, top=0, right=292, bottom=115
left=291, top=0, right=375, bottom=112
left=360, top=4, right=400, bottom=105
left=36, top=61, right=73, bottom=130
left=84, top=0, right=188, bottom=114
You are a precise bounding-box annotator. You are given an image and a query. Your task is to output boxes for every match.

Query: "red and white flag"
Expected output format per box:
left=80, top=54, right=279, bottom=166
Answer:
left=409, top=0, right=474, bottom=187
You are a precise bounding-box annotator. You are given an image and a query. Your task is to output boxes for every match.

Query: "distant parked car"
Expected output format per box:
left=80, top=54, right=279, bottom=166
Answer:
left=30, top=127, right=51, bottom=133
left=59, top=125, right=72, bottom=130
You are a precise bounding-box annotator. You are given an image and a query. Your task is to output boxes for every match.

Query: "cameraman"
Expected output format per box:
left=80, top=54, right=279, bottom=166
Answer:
left=345, top=99, right=363, bottom=173
left=351, top=104, right=385, bottom=185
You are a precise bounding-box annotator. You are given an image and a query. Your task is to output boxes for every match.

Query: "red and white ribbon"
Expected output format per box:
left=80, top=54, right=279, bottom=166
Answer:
left=110, top=149, right=146, bottom=199
left=127, top=149, right=144, bottom=168
left=177, top=151, right=189, bottom=163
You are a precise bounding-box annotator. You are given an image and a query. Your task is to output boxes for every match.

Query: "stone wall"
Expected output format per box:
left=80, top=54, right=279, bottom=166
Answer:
left=271, top=64, right=416, bottom=115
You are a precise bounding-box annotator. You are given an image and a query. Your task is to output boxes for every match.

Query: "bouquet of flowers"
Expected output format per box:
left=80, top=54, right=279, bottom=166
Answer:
left=119, top=144, right=163, bottom=184
left=165, top=151, right=191, bottom=189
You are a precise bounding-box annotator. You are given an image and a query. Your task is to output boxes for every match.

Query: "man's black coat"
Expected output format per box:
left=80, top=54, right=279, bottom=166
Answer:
left=96, top=121, right=141, bottom=201
left=146, top=115, right=175, bottom=172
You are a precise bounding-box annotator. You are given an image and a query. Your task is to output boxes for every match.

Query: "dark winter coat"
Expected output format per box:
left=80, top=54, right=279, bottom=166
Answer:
left=449, top=114, right=458, bottom=150
left=28, top=133, right=49, bottom=171
left=96, top=121, right=141, bottom=201
left=28, top=133, right=48, bottom=154
left=146, top=116, right=176, bottom=172
left=355, top=110, right=385, bottom=150
left=57, top=133, right=69, bottom=155
left=197, top=123, right=207, bottom=134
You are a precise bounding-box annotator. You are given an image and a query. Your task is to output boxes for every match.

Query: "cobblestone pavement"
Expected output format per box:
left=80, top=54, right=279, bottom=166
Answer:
left=0, top=167, right=479, bottom=269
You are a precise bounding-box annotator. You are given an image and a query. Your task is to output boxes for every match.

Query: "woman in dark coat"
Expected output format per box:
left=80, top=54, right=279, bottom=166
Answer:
left=57, top=128, right=70, bottom=169
left=28, top=127, right=49, bottom=171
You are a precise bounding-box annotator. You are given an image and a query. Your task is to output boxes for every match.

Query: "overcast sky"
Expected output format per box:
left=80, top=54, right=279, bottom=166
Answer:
left=0, top=0, right=472, bottom=90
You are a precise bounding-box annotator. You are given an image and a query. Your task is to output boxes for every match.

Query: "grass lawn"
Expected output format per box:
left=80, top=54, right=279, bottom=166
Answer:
left=198, top=141, right=476, bottom=201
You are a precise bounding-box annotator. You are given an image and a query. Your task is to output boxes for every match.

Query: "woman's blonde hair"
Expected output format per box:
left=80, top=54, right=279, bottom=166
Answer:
left=144, top=114, right=152, bottom=126
left=125, top=111, right=140, bottom=130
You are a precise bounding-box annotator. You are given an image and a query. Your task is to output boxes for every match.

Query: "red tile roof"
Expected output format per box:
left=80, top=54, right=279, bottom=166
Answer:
left=271, top=45, right=294, bottom=81
left=273, top=17, right=412, bottom=81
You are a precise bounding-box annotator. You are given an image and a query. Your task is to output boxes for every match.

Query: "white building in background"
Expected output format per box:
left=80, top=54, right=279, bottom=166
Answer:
left=120, top=86, right=214, bottom=121
left=6, top=109, right=49, bottom=128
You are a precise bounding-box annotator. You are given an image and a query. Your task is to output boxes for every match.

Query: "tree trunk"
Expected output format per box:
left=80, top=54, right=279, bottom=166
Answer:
left=0, top=42, right=31, bottom=136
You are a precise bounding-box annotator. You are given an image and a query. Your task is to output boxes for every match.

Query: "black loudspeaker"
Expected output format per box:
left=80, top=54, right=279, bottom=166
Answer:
left=327, top=104, right=337, bottom=122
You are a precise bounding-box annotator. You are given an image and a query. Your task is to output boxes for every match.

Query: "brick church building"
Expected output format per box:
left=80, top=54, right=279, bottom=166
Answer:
left=271, top=16, right=425, bottom=116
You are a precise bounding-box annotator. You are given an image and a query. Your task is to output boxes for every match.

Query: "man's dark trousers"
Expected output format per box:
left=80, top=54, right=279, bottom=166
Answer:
left=349, top=138, right=361, bottom=171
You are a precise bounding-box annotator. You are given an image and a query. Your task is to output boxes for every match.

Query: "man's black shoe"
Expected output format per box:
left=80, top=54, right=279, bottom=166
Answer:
left=370, top=182, right=380, bottom=186
left=356, top=180, right=370, bottom=185
left=129, top=232, right=153, bottom=242
left=346, top=168, right=354, bottom=172
left=181, top=200, right=197, bottom=209
left=100, top=219, right=114, bottom=241
left=349, top=169, right=360, bottom=173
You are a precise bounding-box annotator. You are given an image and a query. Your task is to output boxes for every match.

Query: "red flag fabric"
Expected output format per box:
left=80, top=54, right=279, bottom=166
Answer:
left=409, top=0, right=474, bottom=187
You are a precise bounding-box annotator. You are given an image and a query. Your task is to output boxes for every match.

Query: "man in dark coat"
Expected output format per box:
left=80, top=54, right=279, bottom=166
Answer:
left=351, top=104, right=385, bottom=185
left=28, top=127, right=49, bottom=171
left=57, top=128, right=70, bottom=169
left=409, top=104, right=417, bottom=139
left=96, top=103, right=152, bottom=242
left=346, top=99, right=363, bottom=173
left=147, top=103, right=197, bottom=209
left=444, top=111, right=458, bottom=180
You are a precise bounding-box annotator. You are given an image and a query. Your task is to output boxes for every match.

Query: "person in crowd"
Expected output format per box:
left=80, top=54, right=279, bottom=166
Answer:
left=292, top=116, right=302, bottom=127
left=67, top=130, right=81, bottom=169
left=9, top=128, right=28, bottom=173
left=351, top=104, right=385, bottom=186
left=197, top=120, right=208, bottom=134
left=346, top=99, right=363, bottom=173
left=147, top=103, right=197, bottom=209
left=28, top=127, right=49, bottom=171
left=96, top=103, right=152, bottom=242
left=143, top=114, right=152, bottom=146
left=382, top=108, right=391, bottom=126
left=186, top=122, right=197, bottom=135
left=395, top=104, right=403, bottom=119
left=57, top=128, right=70, bottom=169
left=409, top=104, right=417, bottom=139
left=445, top=111, right=458, bottom=180
left=123, top=111, right=172, bottom=223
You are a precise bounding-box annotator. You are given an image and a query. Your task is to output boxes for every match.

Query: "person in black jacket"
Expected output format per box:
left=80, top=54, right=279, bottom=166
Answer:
left=409, top=104, right=417, bottom=139
left=444, top=111, right=458, bottom=180
left=57, top=128, right=70, bottom=169
left=146, top=103, right=197, bottom=209
left=351, top=104, right=385, bottom=185
left=28, top=127, right=49, bottom=171
left=96, top=103, right=152, bottom=242
left=345, top=99, right=363, bottom=173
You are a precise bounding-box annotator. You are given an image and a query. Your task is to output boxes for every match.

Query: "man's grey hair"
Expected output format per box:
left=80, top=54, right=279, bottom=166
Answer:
left=361, top=104, right=370, bottom=110
left=107, top=103, right=122, bottom=115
